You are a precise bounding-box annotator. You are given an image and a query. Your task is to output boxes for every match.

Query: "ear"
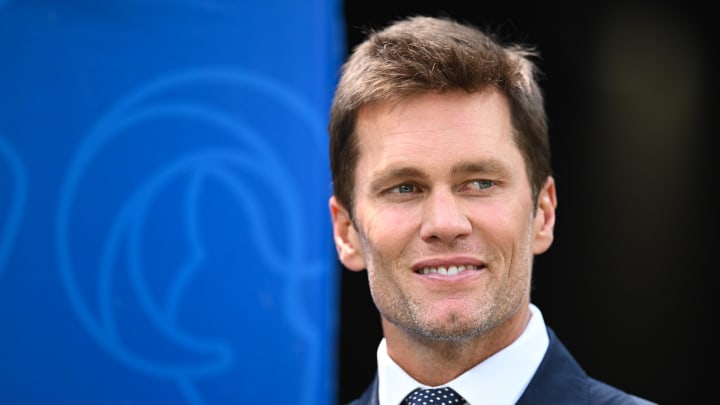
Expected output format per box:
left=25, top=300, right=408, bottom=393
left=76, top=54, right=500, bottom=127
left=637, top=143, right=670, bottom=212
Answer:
left=531, top=176, right=558, bottom=255
left=329, top=196, right=366, bottom=271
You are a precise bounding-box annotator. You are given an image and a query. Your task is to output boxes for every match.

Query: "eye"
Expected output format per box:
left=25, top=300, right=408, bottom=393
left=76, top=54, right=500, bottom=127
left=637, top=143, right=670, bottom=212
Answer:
left=391, top=183, right=417, bottom=193
left=467, top=179, right=494, bottom=190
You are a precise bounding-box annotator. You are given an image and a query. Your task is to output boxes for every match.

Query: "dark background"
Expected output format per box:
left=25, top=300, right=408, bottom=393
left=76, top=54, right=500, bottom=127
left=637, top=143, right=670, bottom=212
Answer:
left=338, top=1, right=717, bottom=404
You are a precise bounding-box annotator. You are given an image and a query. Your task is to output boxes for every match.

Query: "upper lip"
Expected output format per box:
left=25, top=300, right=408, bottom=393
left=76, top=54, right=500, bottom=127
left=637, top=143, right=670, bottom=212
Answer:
left=411, top=256, right=486, bottom=272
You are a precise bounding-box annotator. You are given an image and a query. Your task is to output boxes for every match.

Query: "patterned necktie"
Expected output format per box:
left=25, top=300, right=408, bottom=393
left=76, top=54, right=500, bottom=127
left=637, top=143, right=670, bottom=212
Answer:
left=403, top=387, right=469, bottom=405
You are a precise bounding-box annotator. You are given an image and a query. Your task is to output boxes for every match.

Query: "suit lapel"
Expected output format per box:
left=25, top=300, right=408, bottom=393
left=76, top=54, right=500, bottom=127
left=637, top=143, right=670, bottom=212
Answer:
left=353, top=374, right=380, bottom=405
left=515, top=327, right=590, bottom=404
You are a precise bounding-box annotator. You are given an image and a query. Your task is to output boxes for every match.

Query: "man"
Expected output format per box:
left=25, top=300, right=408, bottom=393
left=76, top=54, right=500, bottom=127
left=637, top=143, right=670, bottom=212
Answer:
left=328, top=15, right=657, bottom=405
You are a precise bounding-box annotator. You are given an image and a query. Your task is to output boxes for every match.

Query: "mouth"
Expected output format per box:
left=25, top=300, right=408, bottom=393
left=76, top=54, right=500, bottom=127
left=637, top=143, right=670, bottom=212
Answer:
left=415, top=264, right=482, bottom=276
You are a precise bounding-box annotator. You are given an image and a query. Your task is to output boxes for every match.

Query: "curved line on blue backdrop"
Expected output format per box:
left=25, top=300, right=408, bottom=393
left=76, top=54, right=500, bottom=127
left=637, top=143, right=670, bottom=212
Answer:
left=96, top=154, right=241, bottom=377
left=123, top=149, right=302, bottom=339
left=87, top=114, right=303, bottom=376
left=0, top=136, right=27, bottom=278
left=195, top=153, right=328, bottom=405
left=286, top=259, right=330, bottom=404
left=178, top=376, right=206, bottom=405
left=167, top=170, right=206, bottom=324
left=56, top=67, right=333, bottom=403
left=95, top=68, right=328, bottom=155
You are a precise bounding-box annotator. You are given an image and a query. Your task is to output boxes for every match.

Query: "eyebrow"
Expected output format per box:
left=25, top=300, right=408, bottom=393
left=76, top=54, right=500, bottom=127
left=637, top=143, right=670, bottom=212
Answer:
left=451, top=160, right=509, bottom=176
left=368, top=167, right=427, bottom=193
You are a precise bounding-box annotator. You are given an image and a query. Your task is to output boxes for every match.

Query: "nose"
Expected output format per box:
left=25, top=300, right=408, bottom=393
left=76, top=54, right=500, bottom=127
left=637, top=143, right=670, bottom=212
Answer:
left=419, top=188, right=472, bottom=244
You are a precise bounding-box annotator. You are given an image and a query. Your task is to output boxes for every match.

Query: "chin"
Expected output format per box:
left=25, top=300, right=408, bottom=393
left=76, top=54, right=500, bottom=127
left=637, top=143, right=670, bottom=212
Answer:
left=414, top=313, right=487, bottom=341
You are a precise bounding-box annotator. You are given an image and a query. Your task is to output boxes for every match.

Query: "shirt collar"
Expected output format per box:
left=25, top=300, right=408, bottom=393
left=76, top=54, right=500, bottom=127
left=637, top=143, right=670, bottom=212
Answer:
left=377, top=303, right=549, bottom=405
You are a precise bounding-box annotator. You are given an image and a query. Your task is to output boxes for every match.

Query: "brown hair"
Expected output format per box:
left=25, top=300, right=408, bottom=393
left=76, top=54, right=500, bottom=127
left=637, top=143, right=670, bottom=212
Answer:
left=329, top=15, right=551, bottom=214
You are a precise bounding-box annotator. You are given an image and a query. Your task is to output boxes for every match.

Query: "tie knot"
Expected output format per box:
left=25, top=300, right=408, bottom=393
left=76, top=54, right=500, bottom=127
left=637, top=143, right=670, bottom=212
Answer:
left=403, top=387, right=468, bottom=405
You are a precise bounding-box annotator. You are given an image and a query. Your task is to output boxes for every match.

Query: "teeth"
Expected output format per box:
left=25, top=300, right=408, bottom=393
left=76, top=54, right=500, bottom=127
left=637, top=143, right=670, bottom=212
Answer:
left=419, top=265, right=477, bottom=275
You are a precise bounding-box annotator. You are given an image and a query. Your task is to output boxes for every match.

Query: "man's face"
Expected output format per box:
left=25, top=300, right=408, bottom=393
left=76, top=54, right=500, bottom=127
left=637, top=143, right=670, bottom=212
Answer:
left=330, top=88, right=556, bottom=341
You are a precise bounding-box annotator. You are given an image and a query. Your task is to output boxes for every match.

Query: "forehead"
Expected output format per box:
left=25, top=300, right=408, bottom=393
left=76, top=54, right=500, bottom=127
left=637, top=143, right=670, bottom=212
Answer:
left=354, top=89, right=520, bottom=171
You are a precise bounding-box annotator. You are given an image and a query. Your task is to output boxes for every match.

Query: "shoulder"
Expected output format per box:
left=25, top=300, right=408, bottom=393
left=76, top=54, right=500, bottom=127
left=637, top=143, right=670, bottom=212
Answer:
left=588, top=378, right=658, bottom=405
left=518, top=327, right=657, bottom=405
left=344, top=374, right=379, bottom=405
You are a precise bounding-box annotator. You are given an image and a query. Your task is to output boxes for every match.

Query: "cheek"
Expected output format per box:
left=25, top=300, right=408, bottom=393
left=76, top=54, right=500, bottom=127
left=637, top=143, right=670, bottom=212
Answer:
left=363, top=206, right=419, bottom=251
left=470, top=201, right=534, bottom=256
left=472, top=200, right=529, bottom=234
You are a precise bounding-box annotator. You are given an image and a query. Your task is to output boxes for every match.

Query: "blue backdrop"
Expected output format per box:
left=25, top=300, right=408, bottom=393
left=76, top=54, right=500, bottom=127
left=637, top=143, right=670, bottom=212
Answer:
left=0, top=1, right=344, bottom=403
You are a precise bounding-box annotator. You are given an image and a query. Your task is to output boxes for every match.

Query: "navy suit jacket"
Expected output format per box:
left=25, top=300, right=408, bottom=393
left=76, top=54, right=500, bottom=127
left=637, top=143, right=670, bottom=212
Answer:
left=345, top=328, right=656, bottom=405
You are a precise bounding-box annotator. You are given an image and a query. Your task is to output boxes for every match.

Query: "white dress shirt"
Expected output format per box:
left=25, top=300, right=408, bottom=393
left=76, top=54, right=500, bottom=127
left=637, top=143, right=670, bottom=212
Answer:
left=377, top=303, right=549, bottom=405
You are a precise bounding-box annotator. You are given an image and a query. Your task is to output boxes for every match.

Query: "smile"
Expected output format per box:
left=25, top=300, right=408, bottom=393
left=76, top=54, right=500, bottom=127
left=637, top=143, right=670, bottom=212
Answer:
left=417, top=264, right=480, bottom=275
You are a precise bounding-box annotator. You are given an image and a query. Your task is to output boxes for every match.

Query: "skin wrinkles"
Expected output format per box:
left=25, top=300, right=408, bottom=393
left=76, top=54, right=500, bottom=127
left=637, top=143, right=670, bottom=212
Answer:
left=330, top=88, right=556, bottom=385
